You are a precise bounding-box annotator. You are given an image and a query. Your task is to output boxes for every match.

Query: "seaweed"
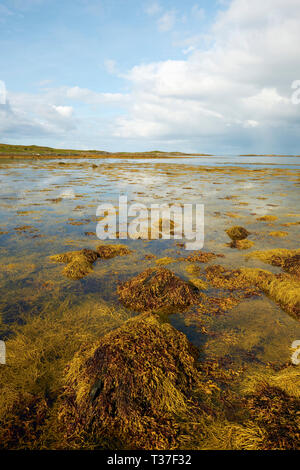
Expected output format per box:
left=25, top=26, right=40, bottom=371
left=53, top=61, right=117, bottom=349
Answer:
left=205, top=265, right=258, bottom=295
left=244, top=383, right=300, bottom=450
left=230, top=240, right=254, bottom=250
left=0, top=299, right=132, bottom=449
left=50, top=244, right=132, bottom=279
left=0, top=393, right=49, bottom=450
left=57, top=314, right=204, bottom=449
left=226, top=226, right=249, bottom=241
left=241, top=268, right=300, bottom=317
left=155, top=257, right=177, bottom=266
left=268, top=231, right=288, bottom=237
left=50, top=249, right=99, bottom=280
left=117, top=267, right=200, bottom=313
left=185, top=251, right=224, bottom=263
left=97, top=243, right=132, bottom=259
left=189, top=278, right=208, bottom=290
left=14, top=225, right=38, bottom=234
left=247, top=249, right=300, bottom=277
left=256, top=215, right=278, bottom=222
left=283, top=254, right=300, bottom=278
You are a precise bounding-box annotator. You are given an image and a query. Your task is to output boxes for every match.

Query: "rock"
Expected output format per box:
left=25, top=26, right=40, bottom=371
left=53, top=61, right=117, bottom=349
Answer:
left=226, top=226, right=249, bottom=241
left=58, top=314, right=201, bottom=449
left=117, top=267, right=199, bottom=313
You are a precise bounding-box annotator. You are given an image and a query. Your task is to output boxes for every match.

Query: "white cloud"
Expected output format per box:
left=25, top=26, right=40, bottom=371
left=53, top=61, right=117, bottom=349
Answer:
left=113, top=0, right=300, bottom=152
left=65, top=86, right=129, bottom=105
left=53, top=105, right=73, bottom=118
left=243, top=120, right=259, bottom=128
left=157, top=10, right=176, bottom=32
left=0, top=84, right=130, bottom=149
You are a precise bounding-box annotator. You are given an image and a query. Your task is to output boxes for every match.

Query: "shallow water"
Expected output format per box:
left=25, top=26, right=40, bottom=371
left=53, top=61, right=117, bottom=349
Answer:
left=0, top=156, right=299, bottom=386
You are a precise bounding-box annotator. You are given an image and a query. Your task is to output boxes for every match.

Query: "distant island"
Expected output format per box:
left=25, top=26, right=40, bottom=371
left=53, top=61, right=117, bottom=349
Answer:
left=240, top=154, right=300, bottom=157
left=0, top=143, right=211, bottom=159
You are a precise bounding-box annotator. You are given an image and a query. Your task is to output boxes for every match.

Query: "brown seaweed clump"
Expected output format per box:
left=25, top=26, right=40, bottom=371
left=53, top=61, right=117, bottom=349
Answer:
left=117, top=268, right=199, bottom=313
left=0, top=393, right=49, bottom=449
left=97, top=243, right=132, bottom=259
left=283, top=254, right=300, bottom=278
left=226, top=226, right=249, bottom=242
left=244, top=384, right=300, bottom=450
left=247, top=249, right=300, bottom=278
left=268, top=231, right=288, bottom=238
left=232, top=239, right=254, bottom=250
left=256, top=215, right=278, bottom=222
left=50, top=244, right=132, bottom=279
left=241, top=268, right=300, bottom=318
left=205, top=265, right=259, bottom=296
left=155, top=256, right=177, bottom=266
left=185, top=251, right=224, bottom=263
left=58, top=314, right=202, bottom=449
left=50, top=249, right=99, bottom=280
left=225, top=225, right=252, bottom=250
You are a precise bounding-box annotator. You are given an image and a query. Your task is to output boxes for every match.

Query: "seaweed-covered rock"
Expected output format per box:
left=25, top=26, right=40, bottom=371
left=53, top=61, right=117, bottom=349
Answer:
left=230, top=239, right=254, bottom=250
left=117, top=267, right=199, bottom=313
left=205, top=265, right=260, bottom=298
left=245, top=383, right=300, bottom=450
left=226, top=226, right=249, bottom=241
left=97, top=243, right=132, bottom=259
left=0, top=392, right=49, bottom=449
left=185, top=251, right=224, bottom=263
left=50, top=249, right=99, bottom=280
left=241, top=268, right=300, bottom=318
left=256, top=215, right=278, bottom=222
left=283, top=254, right=300, bottom=278
left=50, top=244, right=132, bottom=279
left=247, top=249, right=300, bottom=274
left=58, top=314, right=201, bottom=449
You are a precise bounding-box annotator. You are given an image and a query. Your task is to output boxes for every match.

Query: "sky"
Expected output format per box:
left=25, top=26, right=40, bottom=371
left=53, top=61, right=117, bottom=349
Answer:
left=0, top=0, right=300, bottom=154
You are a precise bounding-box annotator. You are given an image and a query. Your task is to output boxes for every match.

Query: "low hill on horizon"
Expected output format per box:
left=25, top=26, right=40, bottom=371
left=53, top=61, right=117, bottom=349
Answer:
left=0, top=143, right=210, bottom=158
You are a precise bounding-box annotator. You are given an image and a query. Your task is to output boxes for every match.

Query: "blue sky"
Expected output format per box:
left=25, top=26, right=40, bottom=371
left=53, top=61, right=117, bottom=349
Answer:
left=0, top=0, right=300, bottom=153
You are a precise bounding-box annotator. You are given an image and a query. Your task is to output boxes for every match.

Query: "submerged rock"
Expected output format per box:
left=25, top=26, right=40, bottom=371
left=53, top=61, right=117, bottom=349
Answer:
left=117, top=267, right=199, bottom=313
left=229, top=239, right=254, bottom=250
left=205, top=265, right=259, bottom=295
left=185, top=251, right=224, bottom=263
left=97, top=243, right=132, bottom=259
left=226, top=226, right=249, bottom=241
left=256, top=215, right=278, bottom=222
left=58, top=314, right=201, bottom=449
left=283, top=254, right=300, bottom=278
left=50, top=249, right=99, bottom=280
left=247, top=249, right=300, bottom=276
left=268, top=231, right=288, bottom=238
left=50, top=244, right=132, bottom=279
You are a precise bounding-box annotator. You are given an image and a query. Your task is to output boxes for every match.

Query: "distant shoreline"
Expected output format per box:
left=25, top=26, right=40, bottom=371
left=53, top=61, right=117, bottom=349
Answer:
left=240, top=154, right=300, bottom=157
left=0, top=143, right=211, bottom=159
left=0, top=143, right=299, bottom=158
left=0, top=152, right=213, bottom=160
